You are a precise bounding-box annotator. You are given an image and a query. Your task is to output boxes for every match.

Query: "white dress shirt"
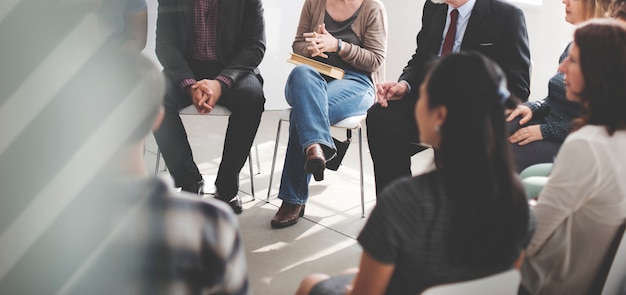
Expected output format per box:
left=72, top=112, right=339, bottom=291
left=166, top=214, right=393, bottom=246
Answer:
left=521, top=125, right=626, bottom=295
left=438, top=0, right=476, bottom=55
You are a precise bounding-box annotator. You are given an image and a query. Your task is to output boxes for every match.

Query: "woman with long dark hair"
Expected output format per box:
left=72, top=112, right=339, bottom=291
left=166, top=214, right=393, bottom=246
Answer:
left=520, top=19, right=626, bottom=295
left=295, top=51, right=532, bottom=295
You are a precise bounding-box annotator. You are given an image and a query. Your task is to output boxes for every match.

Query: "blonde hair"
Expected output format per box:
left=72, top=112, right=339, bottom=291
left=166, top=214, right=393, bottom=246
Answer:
left=595, top=0, right=613, bottom=16
left=578, top=0, right=612, bottom=20
left=608, top=0, right=626, bottom=20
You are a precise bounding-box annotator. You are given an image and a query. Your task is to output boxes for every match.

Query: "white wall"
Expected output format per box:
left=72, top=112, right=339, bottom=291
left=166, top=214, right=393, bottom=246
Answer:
left=517, top=0, right=574, bottom=101
left=144, top=0, right=574, bottom=110
left=257, top=0, right=304, bottom=109
left=144, top=0, right=159, bottom=72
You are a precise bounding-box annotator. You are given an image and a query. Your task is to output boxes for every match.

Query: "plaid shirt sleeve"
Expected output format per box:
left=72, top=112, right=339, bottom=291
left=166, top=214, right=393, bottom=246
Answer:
left=179, top=78, right=197, bottom=92
left=159, top=189, right=251, bottom=294
left=215, top=75, right=233, bottom=92
left=210, top=203, right=250, bottom=295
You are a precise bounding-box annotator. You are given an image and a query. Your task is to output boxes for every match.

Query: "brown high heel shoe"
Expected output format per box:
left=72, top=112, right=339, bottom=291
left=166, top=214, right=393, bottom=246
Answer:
left=305, top=144, right=326, bottom=181
left=271, top=202, right=305, bottom=228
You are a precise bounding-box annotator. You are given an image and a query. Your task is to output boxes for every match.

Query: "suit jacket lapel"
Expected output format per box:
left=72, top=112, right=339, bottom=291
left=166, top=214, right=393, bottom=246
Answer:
left=218, top=0, right=232, bottom=44
left=462, top=0, right=489, bottom=49
left=428, top=4, right=448, bottom=55
left=182, top=0, right=194, bottom=53
left=182, top=0, right=194, bottom=32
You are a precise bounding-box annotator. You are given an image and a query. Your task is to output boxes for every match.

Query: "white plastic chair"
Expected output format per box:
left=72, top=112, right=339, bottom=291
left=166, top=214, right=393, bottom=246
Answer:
left=420, top=269, right=521, bottom=295
left=154, top=104, right=260, bottom=198
left=600, top=225, right=626, bottom=295
left=266, top=109, right=366, bottom=217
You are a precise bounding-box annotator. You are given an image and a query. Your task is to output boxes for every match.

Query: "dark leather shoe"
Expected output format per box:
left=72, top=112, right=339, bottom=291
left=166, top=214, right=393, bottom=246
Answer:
left=271, top=202, right=305, bottom=228
left=181, top=179, right=204, bottom=196
left=215, top=193, right=243, bottom=215
left=305, top=144, right=326, bottom=181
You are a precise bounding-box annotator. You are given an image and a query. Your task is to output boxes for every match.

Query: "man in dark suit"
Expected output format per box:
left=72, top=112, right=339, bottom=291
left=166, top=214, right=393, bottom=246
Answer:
left=367, top=0, right=530, bottom=195
left=154, top=0, right=266, bottom=214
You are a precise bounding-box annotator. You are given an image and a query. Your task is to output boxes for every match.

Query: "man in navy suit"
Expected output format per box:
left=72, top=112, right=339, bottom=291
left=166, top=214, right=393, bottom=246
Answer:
left=153, top=0, right=266, bottom=214
left=367, top=0, right=531, bottom=195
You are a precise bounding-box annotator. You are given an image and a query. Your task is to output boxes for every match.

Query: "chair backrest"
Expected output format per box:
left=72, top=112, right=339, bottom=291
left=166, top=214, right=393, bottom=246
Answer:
left=519, top=163, right=553, bottom=179
left=599, top=223, right=626, bottom=295
left=420, top=269, right=521, bottom=295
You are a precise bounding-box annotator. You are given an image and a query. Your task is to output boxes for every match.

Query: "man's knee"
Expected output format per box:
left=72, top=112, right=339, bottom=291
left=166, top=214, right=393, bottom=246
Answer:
left=238, top=88, right=264, bottom=111
left=367, top=103, right=398, bottom=133
left=245, top=91, right=265, bottom=115
left=227, top=80, right=265, bottom=114
left=162, top=78, right=189, bottom=114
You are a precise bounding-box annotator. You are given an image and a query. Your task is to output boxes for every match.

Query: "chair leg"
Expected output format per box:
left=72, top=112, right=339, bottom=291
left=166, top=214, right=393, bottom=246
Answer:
left=155, top=147, right=161, bottom=176
left=155, top=141, right=254, bottom=199
left=345, top=127, right=365, bottom=217
left=358, top=126, right=365, bottom=218
left=267, top=119, right=283, bottom=201
left=248, top=153, right=255, bottom=200
left=248, top=141, right=261, bottom=176
left=254, top=142, right=261, bottom=175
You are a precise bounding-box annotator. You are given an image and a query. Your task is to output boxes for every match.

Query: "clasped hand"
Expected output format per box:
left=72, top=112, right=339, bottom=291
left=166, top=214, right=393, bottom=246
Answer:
left=375, top=81, right=409, bottom=107
left=188, top=79, right=221, bottom=114
left=303, top=24, right=339, bottom=58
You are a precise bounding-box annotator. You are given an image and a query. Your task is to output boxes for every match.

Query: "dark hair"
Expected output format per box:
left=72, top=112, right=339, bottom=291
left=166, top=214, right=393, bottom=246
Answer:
left=574, top=19, right=626, bottom=135
left=424, top=51, right=528, bottom=268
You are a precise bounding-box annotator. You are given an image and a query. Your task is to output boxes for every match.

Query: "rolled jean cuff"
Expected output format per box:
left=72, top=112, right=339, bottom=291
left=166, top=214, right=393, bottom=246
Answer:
left=302, top=139, right=336, bottom=160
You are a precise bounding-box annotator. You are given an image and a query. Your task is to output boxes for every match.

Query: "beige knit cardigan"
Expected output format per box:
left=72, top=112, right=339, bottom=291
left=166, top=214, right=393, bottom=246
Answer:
left=292, top=0, right=388, bottom=85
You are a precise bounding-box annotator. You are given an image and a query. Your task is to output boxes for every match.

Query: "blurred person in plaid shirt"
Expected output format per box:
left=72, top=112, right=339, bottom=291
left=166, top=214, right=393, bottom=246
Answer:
left=0, top=3, right=249, bottom=291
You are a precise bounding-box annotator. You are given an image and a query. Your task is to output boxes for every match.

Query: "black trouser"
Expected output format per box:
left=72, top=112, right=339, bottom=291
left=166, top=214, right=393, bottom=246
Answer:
left=366, top=97, right=421, bottom=196
left=153, top=61, right=265, bottom=198
left=507, top=117, right=561, bottom=173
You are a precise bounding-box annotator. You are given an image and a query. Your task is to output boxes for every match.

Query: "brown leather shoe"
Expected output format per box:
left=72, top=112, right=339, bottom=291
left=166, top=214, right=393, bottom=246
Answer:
left=305, top=144, right=326, bottom=181
left=271, top=202, right=305, bottom=229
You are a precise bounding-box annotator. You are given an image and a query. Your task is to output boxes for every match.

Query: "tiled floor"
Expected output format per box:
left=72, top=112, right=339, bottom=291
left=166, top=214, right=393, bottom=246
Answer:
left=143, top=110, right=435, bottom=294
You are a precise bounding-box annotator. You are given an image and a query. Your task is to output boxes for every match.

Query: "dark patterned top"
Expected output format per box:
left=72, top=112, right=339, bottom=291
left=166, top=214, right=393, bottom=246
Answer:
left=316, top=6, right=366, bottom=75
left=179, top=0, right=233, bottom=91
left=357, top=171, right=532, bottom=294
left=0, top=177, right=250, bottom=295
left=109, top=177, right=250, bottom=295
left=524, top=43, right=582, bottom=141
left=192, top=0, right=219, bottom=61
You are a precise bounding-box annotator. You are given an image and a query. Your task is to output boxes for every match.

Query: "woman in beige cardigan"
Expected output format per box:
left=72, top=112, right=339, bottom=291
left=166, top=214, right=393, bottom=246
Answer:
left=271, top=0, right=387, bottom=228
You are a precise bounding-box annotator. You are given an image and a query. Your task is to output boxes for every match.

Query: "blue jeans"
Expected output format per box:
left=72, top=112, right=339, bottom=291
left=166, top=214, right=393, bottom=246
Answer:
left=278, top=65, right=374, bottom=205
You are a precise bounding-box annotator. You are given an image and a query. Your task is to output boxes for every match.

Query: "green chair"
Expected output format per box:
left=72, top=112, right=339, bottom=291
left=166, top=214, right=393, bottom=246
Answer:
left=520, top=163, right=553, bottom=200
left=522, top=176, right=549, bottom=200
left=520, top=163, right=553, bottom=179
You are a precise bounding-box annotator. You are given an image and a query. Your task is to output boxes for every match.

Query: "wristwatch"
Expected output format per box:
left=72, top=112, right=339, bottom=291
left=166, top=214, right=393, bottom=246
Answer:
left=336, top=38, right=343, bottom=53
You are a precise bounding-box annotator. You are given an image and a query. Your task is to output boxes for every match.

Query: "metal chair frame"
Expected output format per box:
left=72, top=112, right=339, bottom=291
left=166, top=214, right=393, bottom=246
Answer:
left=266, top=109, right=366, bottom=217
left=154, top=104, right=259, bottom=199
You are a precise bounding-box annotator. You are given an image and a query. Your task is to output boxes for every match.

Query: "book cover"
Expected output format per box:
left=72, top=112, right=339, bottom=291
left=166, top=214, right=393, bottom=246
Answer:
left=287, top=53, right=345, bottom=80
